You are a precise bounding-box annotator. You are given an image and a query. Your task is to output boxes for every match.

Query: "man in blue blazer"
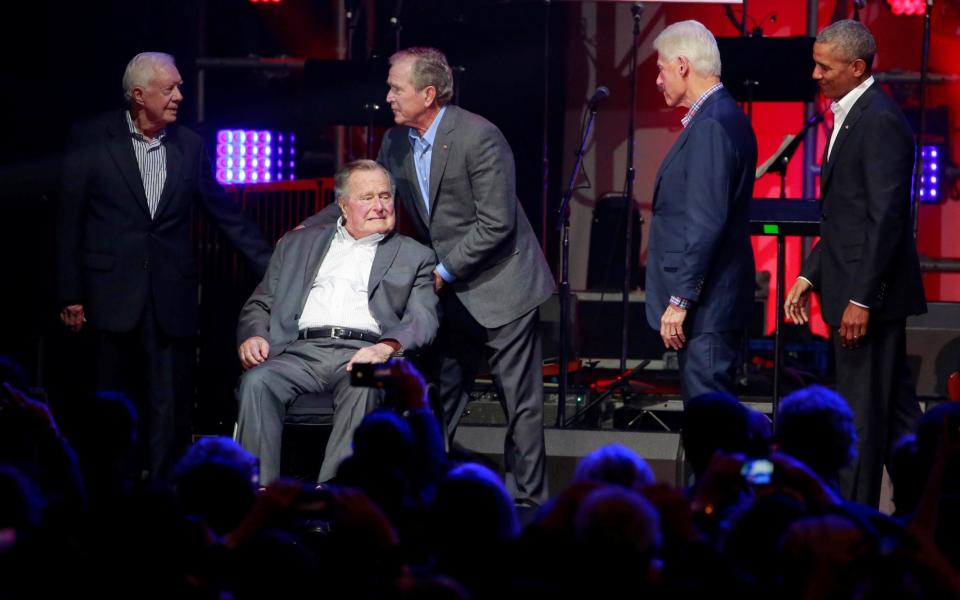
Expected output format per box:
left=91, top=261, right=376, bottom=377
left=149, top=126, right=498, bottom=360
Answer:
left=56, top=52, right=273, bottom=481
left=645, top=20, right=758, bottom=400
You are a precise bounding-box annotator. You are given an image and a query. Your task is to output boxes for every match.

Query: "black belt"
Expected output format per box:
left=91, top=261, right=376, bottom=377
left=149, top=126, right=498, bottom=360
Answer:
left=298, top=326, right=380, bottom=343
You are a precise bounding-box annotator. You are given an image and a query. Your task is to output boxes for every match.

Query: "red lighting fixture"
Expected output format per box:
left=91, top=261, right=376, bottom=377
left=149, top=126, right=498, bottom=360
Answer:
left=887, top=0, right=927, bottom=15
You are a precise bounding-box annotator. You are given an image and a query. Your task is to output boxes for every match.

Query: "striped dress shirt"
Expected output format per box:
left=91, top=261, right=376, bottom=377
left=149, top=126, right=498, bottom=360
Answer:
left=125, top=111, right=167, bottom=218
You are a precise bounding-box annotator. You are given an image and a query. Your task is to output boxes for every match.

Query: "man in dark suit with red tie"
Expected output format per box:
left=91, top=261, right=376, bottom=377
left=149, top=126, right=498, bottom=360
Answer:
left=785, top=20, right=926, bottom=507
left=56, top=52, right=273, bottom=481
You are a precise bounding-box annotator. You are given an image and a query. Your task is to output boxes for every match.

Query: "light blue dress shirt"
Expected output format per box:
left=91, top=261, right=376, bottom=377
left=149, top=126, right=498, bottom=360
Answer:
left=408, top=106, right=455, bottom=282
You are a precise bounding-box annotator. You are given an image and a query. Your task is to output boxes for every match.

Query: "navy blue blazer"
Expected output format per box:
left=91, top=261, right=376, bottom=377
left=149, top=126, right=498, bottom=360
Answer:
left=645, top=88, right=758, bottom=335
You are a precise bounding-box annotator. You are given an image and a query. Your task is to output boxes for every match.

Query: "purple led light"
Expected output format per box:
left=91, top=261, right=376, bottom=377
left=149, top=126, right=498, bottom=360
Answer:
left=215, top=129, right=295, bottom=184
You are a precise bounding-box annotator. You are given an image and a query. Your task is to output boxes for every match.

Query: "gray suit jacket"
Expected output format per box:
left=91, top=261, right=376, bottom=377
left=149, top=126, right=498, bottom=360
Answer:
left=304, top=105, right=555, bottom=329
left=237, top=223, right=439, bottom=355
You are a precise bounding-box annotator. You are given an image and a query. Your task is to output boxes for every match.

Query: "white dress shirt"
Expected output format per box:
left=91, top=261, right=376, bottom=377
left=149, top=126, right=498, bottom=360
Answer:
left=827, top=75, right=874, bottom=161
left=298, top=219, right=384, bottom=333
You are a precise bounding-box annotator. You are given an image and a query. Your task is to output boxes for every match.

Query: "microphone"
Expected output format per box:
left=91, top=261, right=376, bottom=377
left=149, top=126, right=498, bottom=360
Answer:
left=587, top=86, right=610, bottom=111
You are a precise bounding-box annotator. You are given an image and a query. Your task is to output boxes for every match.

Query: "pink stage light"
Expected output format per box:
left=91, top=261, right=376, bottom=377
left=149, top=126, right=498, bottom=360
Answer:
left=887, top=0, right=927, bottom=16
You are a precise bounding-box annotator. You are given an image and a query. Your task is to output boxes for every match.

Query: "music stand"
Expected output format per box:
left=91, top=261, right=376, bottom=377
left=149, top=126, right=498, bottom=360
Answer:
left=756, top=113, right=823, bottom=199
left=716, top=37, right=817, bottom=119
left=749, top=200, right=820, bottom=417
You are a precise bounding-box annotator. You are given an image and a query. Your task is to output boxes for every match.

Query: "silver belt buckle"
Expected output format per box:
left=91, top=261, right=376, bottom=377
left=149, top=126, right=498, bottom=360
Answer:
left=330, top=327, right=347, bottom=340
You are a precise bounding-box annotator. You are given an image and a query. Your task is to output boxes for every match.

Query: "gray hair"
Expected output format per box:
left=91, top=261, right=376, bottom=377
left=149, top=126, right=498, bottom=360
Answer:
left=390, top=47, right=454, bottom=106
left=816, top=19, right=876, bottom=71
left=122, top=52, right=177, bottom=102
left=652, top=20, right=722, bottom=78
left=334, top=159, right=395, bottom=204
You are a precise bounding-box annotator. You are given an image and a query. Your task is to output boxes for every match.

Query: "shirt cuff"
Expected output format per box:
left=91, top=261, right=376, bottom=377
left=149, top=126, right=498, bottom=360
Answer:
left=669, top=296, right=692, bottom=310
left=797, top=276, right=814, bottom=288
left=849, top=300, right=870, bottom=309
left=436, top=263, right=455, bottom=283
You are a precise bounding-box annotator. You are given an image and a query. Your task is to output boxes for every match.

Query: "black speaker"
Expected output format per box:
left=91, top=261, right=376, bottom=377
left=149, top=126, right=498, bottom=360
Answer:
left=587, top=194, right=642, bottom=290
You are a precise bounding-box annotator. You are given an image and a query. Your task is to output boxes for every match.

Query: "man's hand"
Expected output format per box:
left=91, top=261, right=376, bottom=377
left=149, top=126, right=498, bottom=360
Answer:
left=784, top=278, right=812, bottom=325
left=838, top=302, right=869, bottom=349
left=432, top=270, right=445, bottom=294
left=60, top=304, right=86, bottom=333
left=239, top=336, right=270, bottom=370
left=660, top=304, right=688, bottom=351
left=346, top=342, right=396, bottom=372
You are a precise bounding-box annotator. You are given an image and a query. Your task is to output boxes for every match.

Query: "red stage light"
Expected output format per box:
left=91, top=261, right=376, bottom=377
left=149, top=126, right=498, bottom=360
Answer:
left=888, top=0, right=927, bottom=15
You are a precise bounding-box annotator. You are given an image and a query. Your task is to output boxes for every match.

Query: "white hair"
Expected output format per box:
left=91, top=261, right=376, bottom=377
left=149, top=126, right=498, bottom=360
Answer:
left=652, top=20, right=722, bottom=78
left=122, top=52, right=176, bottom=103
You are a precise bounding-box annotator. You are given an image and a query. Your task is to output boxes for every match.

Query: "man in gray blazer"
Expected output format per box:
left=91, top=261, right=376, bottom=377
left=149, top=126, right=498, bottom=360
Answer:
left=236, top=160, right=439, bottom=484
left=303, top=47, right=555, bottom=506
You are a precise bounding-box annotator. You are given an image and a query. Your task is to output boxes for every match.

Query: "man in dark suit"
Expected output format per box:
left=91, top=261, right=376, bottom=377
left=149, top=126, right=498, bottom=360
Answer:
left=785, top=20, right=926, bottom=507
left=645, top=21, right=758, bottom=400
left=56, top=52, right=273, bottom=481
left=235, top=159, right=438, bottom=485
left=303, top=47, right=554, bottom=507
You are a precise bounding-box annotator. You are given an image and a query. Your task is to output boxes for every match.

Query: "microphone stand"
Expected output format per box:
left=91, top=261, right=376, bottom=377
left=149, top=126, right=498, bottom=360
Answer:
left=619, top=3, right=644, bottom=376
left=555, top=98, right=602, bottom=426
left=911, top=0, right=934, bottom=239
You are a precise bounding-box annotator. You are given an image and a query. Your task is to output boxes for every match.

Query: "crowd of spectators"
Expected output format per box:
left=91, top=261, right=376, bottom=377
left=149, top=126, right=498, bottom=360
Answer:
left=2, top=355, right=959, bottom=598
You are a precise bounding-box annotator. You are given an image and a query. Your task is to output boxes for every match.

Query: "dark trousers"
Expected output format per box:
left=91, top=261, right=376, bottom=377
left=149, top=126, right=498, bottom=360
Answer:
left=677, top=330, right=743, bottom=401
left=835, top=318, right=921, bottom=507
left=95, top=299, right=194, bottom=482
left=431, top=292, right=548, bottom=506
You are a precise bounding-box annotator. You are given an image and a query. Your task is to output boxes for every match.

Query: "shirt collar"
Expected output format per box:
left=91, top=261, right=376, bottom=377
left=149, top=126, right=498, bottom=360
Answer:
left=681, top=83, right=723, bottom=129
left=408, top=105, right=447, bottom=148
left=125, top=110, right=166, bottom=142
left=831, top=75, right=874, bottom=118
left=336, top=217, right=385, bottom=246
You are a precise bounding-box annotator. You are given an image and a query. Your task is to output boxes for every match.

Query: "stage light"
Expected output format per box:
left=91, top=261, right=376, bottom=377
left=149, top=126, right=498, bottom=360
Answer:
left=887, top=0, right=926, bottom=16
left=919, top=144, right=942, bottom=203
left=215, top=129, right=297, bottom=185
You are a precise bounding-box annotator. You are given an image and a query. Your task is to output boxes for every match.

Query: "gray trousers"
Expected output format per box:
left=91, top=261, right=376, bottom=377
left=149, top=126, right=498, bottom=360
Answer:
left=434, top=292, right=548, bottom=506
left=236, top=338, right=381, bottom=484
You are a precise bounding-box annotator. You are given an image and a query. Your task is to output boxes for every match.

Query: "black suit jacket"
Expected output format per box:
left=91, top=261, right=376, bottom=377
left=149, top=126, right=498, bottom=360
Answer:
left=645, top=88, right=758, bottom=334
left=56, top=110, right=273, bottom=337
left=801, top=84, right=926, bottom=326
